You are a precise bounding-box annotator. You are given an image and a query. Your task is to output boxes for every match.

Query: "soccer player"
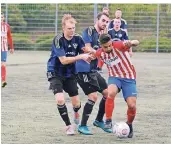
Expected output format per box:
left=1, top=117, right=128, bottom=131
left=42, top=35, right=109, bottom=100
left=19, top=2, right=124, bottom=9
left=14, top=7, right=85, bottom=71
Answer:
left=108, top=8, right=133, bottom=57
left=102, top=7, right=109, bottom=15
left=76, top=12, right=112, bottom=135
left=108, top=18, right=128, bottom=41
left=47, top=14, right=92, bottom=135
left=108, top=8, right=127, bottom=33
left=97, top=7, right=111, bottom=72
left=1, top=12, right=14, bottom=88
left=94, top=33, right=139, bottom=138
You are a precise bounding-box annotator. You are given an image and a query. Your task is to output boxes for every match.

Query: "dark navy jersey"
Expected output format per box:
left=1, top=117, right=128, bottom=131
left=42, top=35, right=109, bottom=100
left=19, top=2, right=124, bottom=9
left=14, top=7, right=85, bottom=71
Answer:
left=47, top=33, right=85, bottom=77
left=108, top=28, right=128, bottom=41
left=108, top=18, right=127, bottom=30
left=76, top=26, right=100, bottom=72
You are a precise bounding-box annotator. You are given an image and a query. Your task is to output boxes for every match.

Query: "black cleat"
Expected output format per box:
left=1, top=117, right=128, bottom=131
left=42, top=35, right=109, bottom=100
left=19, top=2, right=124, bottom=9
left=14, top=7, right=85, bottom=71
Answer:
left=2, top=81, right=7, bottom=88
left=127, top=122, right=133, bottom=138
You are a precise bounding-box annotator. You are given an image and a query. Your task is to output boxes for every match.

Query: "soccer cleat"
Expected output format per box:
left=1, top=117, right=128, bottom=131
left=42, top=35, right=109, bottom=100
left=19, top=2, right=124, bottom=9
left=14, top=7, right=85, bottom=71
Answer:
left=78, top=125, right=93, bottom=135
left=104, top=119, right=113, bottom=129
left=74, top=112, right=80, bottom=125
left=2, top=81, right=7, bottom=88
left=65, top=125, right=75, bottom=135
left=127, top=122, right=133, bottom=138
left=93, top=120, right=112, bottom=133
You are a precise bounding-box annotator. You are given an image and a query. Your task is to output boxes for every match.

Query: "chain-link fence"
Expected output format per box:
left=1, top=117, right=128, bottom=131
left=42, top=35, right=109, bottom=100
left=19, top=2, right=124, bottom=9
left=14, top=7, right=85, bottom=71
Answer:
left=1, top=4, right=171, bottom=52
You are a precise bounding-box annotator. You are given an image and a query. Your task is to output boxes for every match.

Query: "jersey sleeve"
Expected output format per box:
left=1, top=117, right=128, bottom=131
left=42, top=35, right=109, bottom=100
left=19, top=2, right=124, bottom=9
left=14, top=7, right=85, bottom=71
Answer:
left=52, top=35, right=66, bottom=57
left=7, top=24, right=14, bottom=49
left=122, top=19, right=128, bottom=29
left=95, top=48, right=102, bottom=58
left=78, top=35, right=85, bottom=53
left=123, top=31, right=129, bottom=40
left=112, top=41, right=129, bottom=51
left=82, top=27, right=92, bottom=44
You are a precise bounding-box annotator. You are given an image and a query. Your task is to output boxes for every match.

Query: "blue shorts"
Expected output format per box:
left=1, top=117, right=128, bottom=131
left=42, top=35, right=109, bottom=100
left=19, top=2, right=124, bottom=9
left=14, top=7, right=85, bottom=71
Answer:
left=1, top=51, right=7, bottom=62
left=108, top=77, right=137, bottom=100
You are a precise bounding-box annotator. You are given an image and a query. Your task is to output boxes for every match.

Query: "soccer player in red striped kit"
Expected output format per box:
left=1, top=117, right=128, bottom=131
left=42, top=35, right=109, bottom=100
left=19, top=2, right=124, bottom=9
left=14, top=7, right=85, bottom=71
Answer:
left=1, top=12, right=14, bottom=88
left=93, top=33, right=139, bottom=138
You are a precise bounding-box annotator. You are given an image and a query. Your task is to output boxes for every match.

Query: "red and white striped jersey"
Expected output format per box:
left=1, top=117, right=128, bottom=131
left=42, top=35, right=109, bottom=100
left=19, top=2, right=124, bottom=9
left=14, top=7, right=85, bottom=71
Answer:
left=1, top=22, right=14, bottom=51
left=96, top=41, right=136, bottom=79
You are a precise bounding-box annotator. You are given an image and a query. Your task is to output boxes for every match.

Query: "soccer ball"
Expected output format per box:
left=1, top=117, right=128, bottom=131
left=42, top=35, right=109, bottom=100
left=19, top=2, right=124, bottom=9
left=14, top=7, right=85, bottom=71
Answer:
left=112, top=122, right=130, bottom=138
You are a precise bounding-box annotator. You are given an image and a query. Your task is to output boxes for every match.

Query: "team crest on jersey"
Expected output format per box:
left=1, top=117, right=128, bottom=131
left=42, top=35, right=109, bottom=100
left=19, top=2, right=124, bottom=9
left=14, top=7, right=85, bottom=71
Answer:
left=119, top=34, right=122, bottom=37
left=73, top=43, right=78, bottom=49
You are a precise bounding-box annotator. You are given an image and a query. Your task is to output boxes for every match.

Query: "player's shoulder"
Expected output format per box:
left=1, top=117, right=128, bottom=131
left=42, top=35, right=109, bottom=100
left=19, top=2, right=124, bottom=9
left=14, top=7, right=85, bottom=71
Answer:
left=96, top=48, right=103, bottom=57
left=108, top=28, right=114, bottom=32
left=120, top=28, right=126, bottom=33
left=110, top=19, right=114, bottom=23
left=3, top=22, right=10, bottom=28
left=74, top=33, right=82, bottom=39
left=53, top=33, right=63, bottom=47
left=54, top=33, right=63, bottom=41
left=86, top=26, right=95, bottom=36
left=121, top=18, right=127, bottom=24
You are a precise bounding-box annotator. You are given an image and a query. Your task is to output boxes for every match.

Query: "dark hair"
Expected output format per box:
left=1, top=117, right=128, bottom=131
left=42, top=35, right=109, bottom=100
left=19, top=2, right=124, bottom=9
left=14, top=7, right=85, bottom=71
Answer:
left=99, top=33, right=111, bottom=44
left=116, top=8, right=122, bottom=11
left=97, top=12, right=109, bottom=20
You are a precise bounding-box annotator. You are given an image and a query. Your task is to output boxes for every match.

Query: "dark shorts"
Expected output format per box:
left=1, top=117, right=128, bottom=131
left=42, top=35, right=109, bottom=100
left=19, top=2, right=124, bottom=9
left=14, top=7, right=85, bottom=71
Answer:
left=48, top=74, right=78, bottom=97
left=76, top=72, right=107, bottom=95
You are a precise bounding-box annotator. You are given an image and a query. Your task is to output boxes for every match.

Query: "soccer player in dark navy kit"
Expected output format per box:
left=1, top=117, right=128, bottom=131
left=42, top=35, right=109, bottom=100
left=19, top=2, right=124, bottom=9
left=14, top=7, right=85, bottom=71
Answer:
left=108, top=8, right=128, bottom=33
left=47, top=14, right=92, bottom=135
left=108, top=18, right=128, bottom=42
left=108, top=8, right=133, bottom=57
left=76, top=12, right=112, bottom=135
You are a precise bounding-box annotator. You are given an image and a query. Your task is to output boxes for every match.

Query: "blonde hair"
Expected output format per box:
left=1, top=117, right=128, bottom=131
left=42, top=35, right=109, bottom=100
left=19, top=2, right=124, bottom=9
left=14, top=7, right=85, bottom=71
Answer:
left=62, top=14, right=77, bottom=27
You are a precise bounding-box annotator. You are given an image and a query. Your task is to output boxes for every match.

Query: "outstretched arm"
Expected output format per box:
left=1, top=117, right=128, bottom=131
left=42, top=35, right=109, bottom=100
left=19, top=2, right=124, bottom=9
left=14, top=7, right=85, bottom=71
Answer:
left=113, top=40, right=139, bottom=51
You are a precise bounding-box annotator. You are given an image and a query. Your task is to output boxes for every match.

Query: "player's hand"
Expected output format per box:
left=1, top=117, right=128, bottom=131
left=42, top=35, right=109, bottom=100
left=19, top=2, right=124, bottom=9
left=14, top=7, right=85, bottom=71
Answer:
left=89, top=49, right=96, bottom=60
left=123, top=40, right=132, bottom=48
left=79, top=53, right=93, bottom=64
left=10, top=49, right=14, bottom=54
left=131, top=40, right=139, bottom=47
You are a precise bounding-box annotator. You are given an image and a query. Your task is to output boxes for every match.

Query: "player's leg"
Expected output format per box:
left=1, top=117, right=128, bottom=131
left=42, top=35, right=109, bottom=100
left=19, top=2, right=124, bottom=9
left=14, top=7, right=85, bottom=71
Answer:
left=49, top=76, right=74, bottom=135
left=76, top=72, right=99, bottom=135
left=104, top=77, right=121, bottom=129
left=1, top=51, right=7, bottom=88
left=93, top=72, right=112, bottom=133
left=63, top=76, right=81, bottom=125
left=122, top=78, right=137, bottom=138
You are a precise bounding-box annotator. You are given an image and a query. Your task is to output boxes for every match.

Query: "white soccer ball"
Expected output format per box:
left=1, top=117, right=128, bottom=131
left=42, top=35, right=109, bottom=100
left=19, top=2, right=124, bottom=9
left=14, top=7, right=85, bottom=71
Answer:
left=112, top=122, right=130, bottom=138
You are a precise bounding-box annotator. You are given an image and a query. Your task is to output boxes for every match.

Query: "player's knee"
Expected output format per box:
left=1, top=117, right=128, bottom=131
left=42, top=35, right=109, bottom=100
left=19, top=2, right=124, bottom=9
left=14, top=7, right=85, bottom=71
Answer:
left=1, top=62, right=6, bottom=66
left=127, top=102, right=136, bottom=110
left=88, top=92, right=98, bottom=102
left=55, top=93, right=65, bottom=105
left=126, top=97, right=136, bottom=109
left=102, top=88, right=108, bottom=98
left=71, top=96, right=80, bottom=107
left=108, top=91, right=117, bottom=99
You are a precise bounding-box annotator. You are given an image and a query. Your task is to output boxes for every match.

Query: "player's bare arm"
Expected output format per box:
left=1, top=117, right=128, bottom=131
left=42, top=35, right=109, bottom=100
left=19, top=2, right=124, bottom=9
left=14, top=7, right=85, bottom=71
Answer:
left=58, top=53, right=92, bottom=65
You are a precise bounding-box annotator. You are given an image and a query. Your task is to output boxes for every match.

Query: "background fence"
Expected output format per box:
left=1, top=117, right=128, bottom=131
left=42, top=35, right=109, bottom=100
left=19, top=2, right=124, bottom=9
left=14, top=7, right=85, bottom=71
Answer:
left=1, top=4, right=171, bottom=52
